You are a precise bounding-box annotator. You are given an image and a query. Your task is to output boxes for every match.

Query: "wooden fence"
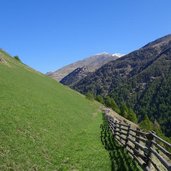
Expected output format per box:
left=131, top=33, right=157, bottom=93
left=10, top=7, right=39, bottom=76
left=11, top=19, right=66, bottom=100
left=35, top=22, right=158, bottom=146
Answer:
left=105, top=113, right=171, bottom=171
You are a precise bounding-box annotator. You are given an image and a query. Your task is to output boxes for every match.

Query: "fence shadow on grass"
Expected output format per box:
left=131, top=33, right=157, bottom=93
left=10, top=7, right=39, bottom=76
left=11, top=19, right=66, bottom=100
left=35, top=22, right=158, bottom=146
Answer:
left=100, top=114, right=141, bottom=171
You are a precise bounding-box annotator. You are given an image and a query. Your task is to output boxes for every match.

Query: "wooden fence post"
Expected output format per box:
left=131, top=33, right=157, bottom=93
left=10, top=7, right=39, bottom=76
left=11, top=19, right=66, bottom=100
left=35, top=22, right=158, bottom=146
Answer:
left=145, top=131, right=155, bottom=170
left=134, top=128, right=140, bottom=155
left=111, top=117, right=115, bottom=135
left=114, top=120, right=118, bottom=138
left=119, top=121, right=122, bottom=141
left=125, top=124, right=131, bottom=147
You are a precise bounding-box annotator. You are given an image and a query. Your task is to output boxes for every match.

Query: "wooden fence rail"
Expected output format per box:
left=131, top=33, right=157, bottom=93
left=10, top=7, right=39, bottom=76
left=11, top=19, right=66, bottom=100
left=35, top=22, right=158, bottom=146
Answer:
left=105, top=113, right=171, bottom=171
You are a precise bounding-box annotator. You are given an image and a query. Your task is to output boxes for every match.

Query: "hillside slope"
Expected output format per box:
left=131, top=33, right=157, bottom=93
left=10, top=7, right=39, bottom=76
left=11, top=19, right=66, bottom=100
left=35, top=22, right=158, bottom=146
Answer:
left=47, top=53, right=119, bottom=81
left=73, top=34, right=171, bottom=137
left=61, top=66, right=90, bottom=87
left=0, top=50, right=110, bottom=170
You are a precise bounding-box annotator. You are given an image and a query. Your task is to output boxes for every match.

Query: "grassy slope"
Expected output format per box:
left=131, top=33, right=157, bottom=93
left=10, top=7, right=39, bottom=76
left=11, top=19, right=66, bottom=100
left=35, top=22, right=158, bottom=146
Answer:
left=0, top=51, right=110, bottom=171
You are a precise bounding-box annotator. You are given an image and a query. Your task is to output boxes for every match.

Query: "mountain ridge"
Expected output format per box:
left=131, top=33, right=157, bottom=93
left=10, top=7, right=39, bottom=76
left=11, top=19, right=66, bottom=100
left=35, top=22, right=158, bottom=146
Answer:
left=47, top=53, right=120, bottom=81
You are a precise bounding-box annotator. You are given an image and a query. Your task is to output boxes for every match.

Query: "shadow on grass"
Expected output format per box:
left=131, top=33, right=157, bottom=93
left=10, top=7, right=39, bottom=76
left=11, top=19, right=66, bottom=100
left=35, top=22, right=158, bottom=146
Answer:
left=100, top=114, right=141, bottom=171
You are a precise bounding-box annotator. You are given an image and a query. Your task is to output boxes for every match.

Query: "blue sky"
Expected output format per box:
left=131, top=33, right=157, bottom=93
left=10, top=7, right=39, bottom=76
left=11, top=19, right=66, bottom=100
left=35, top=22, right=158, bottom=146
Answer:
left=0, top=0, right=171, bottom=73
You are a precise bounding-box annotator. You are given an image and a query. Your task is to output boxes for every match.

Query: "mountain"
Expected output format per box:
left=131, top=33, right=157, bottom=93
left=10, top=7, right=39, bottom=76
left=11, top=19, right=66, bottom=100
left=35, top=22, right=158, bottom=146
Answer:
left=0, top=50, right=110, bottom=170
left=61, top=66, right=90, bottom=87
left=73, top=34, right=171, bottom=137
left=47, top=53, right=120, bottom=81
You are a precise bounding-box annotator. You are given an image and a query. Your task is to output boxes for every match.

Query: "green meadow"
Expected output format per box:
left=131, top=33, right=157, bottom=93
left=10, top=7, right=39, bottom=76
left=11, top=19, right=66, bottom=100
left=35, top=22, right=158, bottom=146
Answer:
left=0, top=50, right=110, bottom=170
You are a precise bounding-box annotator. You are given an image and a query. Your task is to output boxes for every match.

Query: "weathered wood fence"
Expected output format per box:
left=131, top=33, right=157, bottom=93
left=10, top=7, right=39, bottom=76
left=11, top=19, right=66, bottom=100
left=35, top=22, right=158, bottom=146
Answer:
left=105, top=113, right=171, bottom=171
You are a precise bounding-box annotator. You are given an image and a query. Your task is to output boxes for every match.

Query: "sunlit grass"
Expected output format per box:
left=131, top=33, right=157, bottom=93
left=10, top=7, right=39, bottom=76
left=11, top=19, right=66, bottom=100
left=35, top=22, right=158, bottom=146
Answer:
left=0, top=50, right=110, bottom=170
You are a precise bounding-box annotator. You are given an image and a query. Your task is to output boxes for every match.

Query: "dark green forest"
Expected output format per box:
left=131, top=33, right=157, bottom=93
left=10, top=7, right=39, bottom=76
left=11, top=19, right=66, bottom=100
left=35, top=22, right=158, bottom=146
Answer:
left=72, top=35, right=171, bottom=138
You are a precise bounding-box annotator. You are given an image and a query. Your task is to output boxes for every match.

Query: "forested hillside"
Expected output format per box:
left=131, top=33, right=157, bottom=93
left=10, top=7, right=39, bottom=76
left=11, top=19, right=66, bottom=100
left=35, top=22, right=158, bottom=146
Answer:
left=73, top=34, right=171, bottom=137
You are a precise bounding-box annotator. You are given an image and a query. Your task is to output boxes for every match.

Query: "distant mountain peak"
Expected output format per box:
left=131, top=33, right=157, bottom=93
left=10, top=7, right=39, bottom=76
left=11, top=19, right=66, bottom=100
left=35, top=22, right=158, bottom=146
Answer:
left=47, top=53, right=119, bottom=81
left=112, top=53, right=124, bottom=57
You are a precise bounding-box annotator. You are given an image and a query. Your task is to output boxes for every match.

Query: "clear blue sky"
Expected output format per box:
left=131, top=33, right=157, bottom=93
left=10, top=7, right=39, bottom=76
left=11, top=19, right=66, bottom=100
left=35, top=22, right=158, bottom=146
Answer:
left=0, top=0, right=171, bottom=73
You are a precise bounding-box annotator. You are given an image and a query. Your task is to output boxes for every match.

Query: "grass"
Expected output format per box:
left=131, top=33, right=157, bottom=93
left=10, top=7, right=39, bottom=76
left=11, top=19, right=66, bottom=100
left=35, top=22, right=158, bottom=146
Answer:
left=0, top=50, right=110, bottom=170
